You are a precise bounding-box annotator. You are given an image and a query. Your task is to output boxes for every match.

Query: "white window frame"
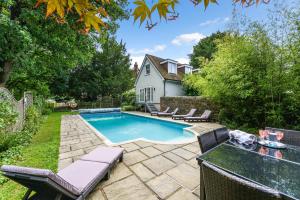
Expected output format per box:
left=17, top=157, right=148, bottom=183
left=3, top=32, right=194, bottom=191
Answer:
left=168, top=62, right=177, bottom=74
left=185, top=67, right=192, bottom=74
left=145, top=64, right=150, bottom=75
left=140, top=89, right=145, bottom=102
left=142, top=87, right=154, bottom=102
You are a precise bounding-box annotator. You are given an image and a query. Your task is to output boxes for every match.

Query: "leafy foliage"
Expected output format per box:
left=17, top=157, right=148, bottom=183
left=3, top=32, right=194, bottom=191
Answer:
left=68, top=37, right=134, bottom=100
left=0, top=101, right=18, bottom=134
left=183, top=4, right=300, bottom=131
left=131, top=0, right=270, bottom=30
left=189, top=31, right=227, bottom=68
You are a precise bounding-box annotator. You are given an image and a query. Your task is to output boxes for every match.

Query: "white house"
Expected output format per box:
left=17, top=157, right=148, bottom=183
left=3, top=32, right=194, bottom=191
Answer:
left=135, top=54, right=193, bottom=109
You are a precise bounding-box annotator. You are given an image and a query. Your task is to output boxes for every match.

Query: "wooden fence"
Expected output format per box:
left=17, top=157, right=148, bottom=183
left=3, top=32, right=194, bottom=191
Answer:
left=0, top=87, right=33, bottom=131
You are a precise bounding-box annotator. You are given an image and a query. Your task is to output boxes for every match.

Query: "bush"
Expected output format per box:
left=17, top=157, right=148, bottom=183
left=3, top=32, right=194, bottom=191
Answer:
left=122, top=89, right=136, bottom=106
left=122, top=105, right=137, bottom=111
left=0, top=101, right=18, bottom=134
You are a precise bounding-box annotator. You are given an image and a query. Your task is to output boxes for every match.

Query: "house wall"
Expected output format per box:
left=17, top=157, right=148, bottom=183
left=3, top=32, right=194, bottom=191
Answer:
left=135, top=58, right=164, bottom=107
left=165, top=81, right=185, bottom=96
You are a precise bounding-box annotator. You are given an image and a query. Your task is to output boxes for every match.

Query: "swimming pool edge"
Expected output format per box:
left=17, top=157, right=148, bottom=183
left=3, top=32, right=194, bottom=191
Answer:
left=77, top=112, right=199, bottom=146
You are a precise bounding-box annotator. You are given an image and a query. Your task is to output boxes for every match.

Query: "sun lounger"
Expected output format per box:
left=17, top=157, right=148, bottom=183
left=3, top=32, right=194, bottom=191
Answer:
left=151, top=107, right=170, bottom=116
left=172, top=108, right=197, bottom=120
left=184, top=109, right=212, bottom=122
left=157, top=108, right=179, bottom=117
left=0, top=146, right=124, bottom=200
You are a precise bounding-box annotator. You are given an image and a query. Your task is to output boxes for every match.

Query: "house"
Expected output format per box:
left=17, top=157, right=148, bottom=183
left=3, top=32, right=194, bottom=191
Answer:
left=135, top=54, right=193, bottom=109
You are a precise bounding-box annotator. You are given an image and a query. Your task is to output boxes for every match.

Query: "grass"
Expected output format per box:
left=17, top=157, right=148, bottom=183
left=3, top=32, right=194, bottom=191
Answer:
left=0, top=111, right=73, bottom=200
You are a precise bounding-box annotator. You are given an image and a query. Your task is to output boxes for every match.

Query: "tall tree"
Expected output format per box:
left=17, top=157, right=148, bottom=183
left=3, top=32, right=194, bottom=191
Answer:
left=68, top=37, right=134, bottom=100
left=0, top=0, right=129, bottom=87
left=189, top=31, right=227, bottom=68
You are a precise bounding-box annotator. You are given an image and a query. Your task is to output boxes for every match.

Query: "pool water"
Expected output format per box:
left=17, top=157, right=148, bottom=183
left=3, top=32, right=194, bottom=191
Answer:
left=81, top=112, right=195, bottom=144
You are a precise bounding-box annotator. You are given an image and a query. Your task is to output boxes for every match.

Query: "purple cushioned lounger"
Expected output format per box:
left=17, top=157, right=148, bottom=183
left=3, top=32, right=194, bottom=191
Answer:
left=0, top=147, right=124, bottom=200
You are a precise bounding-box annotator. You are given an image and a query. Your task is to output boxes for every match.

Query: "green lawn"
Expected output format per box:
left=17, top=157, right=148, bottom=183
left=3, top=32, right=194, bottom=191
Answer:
left=0, top=111, right=72, bottom=200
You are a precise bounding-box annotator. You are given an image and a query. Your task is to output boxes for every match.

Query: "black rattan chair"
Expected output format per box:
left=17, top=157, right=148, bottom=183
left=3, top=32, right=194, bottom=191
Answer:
left=197, top=131, right=218, bottom=153
left=214, top=127, right=229, bottom=144
left=201, top=162, right=282, bottom=200
left=266, top=127, right=300, bottom=146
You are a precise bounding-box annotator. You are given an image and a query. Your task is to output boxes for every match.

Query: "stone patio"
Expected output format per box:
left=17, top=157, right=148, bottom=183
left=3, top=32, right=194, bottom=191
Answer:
left=59, top=112, right=223, bottom=200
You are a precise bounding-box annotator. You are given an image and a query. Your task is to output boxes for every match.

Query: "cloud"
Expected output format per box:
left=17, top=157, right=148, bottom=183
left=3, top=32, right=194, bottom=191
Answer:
left=199, top=17, right=231, bottom=27
left=130, top=55, right=145, bottom=68
left=171, top=33, right=206, bottom=46
left=176, top=57, right=190, bottom=65
left=128, top=44, right=166, bottom=55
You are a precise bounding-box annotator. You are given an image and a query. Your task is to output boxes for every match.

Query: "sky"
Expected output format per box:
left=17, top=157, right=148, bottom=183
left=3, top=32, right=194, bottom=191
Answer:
left=116, top=0, right=276, bottom=68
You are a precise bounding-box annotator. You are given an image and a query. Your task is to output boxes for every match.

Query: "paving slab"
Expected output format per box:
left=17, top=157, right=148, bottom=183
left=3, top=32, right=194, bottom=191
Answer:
left=163, top=152, right=185, bottom=164
left=193, top=185, right=200, bottom=197
left=130, top=163, right=155, bottom=182
left=182, top=144, right=200, bottom=154
left=59, top=149, right=85, bottom=160
left=103, top=163, right=132, bottom=186
left=171, top=148, right=196, bottom=160
left=167, top=188, right=199, bottom=200
left=143, top=156, right=176, bottom=175
left=167, top=163, right=200, bottom=191
left=146, top=174, right=180, bottom=199
left=186, top=158, right=199, bottom=169
left=87, top=189, right=106, bottom=200
left=103, top=175, right=158, bottom=200
left=140, top=146, right=162, bottom=157
left=58, top=158, right=72, bottom=170
left=153, top=144, right=177, bottom=152
left=121, top=143, right=140, bottom=152
left=134, top=141, right=153, bottom=148
left=123, top=150, right=148, bottom=166
left=70, top=140, right=93, bottom=151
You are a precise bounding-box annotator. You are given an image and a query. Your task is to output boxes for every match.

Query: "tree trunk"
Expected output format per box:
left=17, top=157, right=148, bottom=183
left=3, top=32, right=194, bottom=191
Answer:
left=0, top=61, right=13, bottom=87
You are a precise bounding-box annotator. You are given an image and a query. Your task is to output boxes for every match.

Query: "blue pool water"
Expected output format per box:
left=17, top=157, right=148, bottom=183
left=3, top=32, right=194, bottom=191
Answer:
left=81, top=112, right=195, bottom=144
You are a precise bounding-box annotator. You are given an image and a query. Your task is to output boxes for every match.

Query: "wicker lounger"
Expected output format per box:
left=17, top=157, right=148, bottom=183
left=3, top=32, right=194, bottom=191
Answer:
left=151, top=107, right=170, bottom=116
left=0, top=147, right=123, bottom=200
left=157, top=108, right=179, bottom=117
left=184, top=110, right=212, bottom=122
left=172, top=108, right=197, bottom=120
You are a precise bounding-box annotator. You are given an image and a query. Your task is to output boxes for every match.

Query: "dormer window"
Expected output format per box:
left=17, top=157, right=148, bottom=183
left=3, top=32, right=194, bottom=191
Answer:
left=145, top=64, right=150, bottom=75
left=168, top=62, right=177, bottom=74
left=185, top=66, right=193, bottom=74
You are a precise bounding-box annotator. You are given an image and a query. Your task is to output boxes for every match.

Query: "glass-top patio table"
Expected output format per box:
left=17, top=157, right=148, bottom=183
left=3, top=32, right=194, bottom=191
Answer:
left=197, top=141, right=300, bottom=200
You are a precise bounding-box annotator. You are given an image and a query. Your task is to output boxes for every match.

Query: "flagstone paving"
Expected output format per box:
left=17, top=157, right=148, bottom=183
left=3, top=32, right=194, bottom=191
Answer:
left=59, top=113, right=223, bottom=200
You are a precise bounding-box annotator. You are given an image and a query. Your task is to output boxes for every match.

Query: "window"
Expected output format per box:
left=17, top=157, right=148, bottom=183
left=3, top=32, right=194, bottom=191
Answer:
left=140, top=89, right=144, bottom=102
left=145, top=64, right=150, bottom=75
left=168, top=62, right=177, bottom=74
left=142, top=87, right=154, bottom=102
left=185, top=67, right=192, bottom=74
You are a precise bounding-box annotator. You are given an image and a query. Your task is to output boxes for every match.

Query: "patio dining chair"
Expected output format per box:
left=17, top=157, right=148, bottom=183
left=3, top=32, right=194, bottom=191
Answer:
left=266, top=127, right=300, bottom=147
left=201, top=161, right=283, bottom=200
left=197, top=131, right=218, bottom=153
left=214, top=127, right=230, bottom=144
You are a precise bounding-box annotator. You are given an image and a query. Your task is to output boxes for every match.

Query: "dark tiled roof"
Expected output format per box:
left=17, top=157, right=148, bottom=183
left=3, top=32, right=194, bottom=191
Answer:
left=146, top=54, right=185, bottom=81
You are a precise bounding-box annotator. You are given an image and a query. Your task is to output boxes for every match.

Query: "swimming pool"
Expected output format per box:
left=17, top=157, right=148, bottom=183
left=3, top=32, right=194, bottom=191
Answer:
left=80, top=112, right=195, bottom=144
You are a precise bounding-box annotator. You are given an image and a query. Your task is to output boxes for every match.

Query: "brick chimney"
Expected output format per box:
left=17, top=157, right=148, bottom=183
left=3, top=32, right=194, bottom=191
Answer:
left=133, top=62, right=139, bottom=77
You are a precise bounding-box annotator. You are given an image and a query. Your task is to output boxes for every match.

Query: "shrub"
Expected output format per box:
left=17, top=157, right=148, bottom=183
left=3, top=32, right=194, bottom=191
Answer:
left=122, top=105, right=136, bottom=111
left=0, top=101, right=18, bottom=134
left=122, top=89, right=136, bottom=106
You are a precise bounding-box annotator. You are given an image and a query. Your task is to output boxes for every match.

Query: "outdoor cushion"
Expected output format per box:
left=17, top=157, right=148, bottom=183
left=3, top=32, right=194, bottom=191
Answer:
left=58, top=160, right=109, bottom=193
left=1, top=165, right=81, bottom=196
left=80, top=146, right=123, bottom=164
